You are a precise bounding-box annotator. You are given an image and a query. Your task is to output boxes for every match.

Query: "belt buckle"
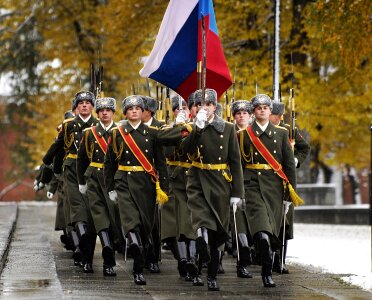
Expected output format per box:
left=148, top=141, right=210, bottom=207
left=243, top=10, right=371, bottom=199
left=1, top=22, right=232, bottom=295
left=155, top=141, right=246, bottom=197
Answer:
left=264, top=165, right=269, bottom=170
left=132, top=166, right=137, bottom=171
left=207, top=164, right=212, bottom=170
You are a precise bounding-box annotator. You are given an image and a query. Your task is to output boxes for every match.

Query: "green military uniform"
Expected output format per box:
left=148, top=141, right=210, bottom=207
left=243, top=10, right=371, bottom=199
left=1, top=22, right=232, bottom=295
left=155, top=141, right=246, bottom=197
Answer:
left=279, top=121, right=310, bottom=240
left=44, top=115, right=98, bottom=225
left=77, top=122, right=122, bottom=242
left=181, top=116, right=244, bottom=246
left=104, top=121, right=168, bottom=272
left=238, top=121, right=296, bottom=247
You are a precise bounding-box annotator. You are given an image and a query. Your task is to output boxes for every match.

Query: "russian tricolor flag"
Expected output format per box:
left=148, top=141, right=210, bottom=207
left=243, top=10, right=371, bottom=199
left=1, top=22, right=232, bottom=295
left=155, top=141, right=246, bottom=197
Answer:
left=139, top=0, right=232, bottom=100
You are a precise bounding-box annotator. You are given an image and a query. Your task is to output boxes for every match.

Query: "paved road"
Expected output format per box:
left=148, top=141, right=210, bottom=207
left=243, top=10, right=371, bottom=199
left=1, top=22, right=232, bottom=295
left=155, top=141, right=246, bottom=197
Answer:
left=0, top=202, right=371, bottom=299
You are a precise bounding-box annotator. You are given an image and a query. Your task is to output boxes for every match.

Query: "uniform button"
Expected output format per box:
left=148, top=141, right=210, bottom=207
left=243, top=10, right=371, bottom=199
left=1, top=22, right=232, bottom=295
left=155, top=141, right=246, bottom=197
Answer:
left=274, top=131, right=276, bottom=134
left=255, top=152, right=258, bottom=155
left=126, top=151, right=129, bottom=154
left=145, top=149, right=148, bottom=152
left=96, top=150, right=98, bottom=152
left=145, top=139, right=148, bottom=142
left=273, top=150, right=277, bottom=153
left=75, top=140, right=78, bottom=143
left=274, top=140, right=277, bottom=143
left=258, top=172, right=261, bottom=175
left=200, top=145, right=203, bottom=148
left=220, top=135, right=223, bottom=138
left=128, top=172, right=131, bottom=175
left=218, top=157, right=221, bottom=160
left=220, top=146, right=223, bottom=149
left=97, top=168, right=101, bottom=171
left=74, top=132, right=77, bottom=134
left=127, top=161, right=130, bottom=164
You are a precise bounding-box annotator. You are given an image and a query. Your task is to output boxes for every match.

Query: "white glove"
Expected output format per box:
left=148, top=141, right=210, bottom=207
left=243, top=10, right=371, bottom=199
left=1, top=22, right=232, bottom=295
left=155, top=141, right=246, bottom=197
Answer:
left=294, top=157, right=299, bottom=167
left=109, top=190, right=118, bottom=203
left=195, top=109, right=207, bottom=129
left=54, top=173, right=62, bottom=179
left=79, top=184, right=88, bottom=194
left=46, top=192, right=54, bottom=199
left=230, top=197, right=243, bottom=211
left=175, top=111, right=187, bottom=125
left=283, top=200, right=292, bottom=215
left=33, top=181, right=45, bottom=192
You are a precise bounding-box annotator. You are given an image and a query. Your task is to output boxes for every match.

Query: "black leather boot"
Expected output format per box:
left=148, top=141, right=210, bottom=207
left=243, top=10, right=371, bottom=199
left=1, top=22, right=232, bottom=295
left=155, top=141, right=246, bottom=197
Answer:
left=217, top=251, right=225, bottom=274
left=98, top=230, right=116, bottom=276
left=133, top=272, right=146, bottom=285
left=70, top=230, right=83, bottom=267
left=83, top=262, right=94, bottom=273
left=176, top=241, right=188, bottom=277
left=76, top=222, right=89, bottom=255
left=207, top=276, right=219, bottom=291
left=103, top=264, right=117, bottom=277
left=127, top=231, right=143, bottom=258
left=186, top=240, right=199, bottom=277
left=256, top=232, right=276, bottom=287
left=196, top=227, right=210, bottom=264
left=236, top=233, right=252, bottom=278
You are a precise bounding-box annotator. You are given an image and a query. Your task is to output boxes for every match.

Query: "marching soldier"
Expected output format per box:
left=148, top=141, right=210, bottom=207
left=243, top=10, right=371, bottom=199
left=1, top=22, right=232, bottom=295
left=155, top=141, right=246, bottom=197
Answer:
left=141, top=95, right=164, bottom=273
left=269, top=101, right=310, bottom=273
left=230, top=100, right=254, bottom=279
left=77, top=97, right=120, bottom=277
left=43, top=91, right=99, bottom=273
left=179, top=88, right=244, bottom=291
left=161, top=95, right=205, bottom=285
left=188, top=92, right=198, bottom=120
left=104, top=95, right=169, bottom=285
left=238, top=94, right=296, bottom=287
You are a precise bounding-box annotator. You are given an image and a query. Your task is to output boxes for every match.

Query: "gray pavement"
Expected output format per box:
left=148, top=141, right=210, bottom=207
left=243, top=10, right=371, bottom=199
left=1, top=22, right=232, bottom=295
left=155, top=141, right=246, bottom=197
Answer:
left=0, top=202, right=371, bottom=299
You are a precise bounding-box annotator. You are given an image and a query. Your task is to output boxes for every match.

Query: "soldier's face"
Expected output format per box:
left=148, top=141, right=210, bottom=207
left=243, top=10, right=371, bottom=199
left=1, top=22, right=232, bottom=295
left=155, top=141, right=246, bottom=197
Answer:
left=254, top=105, right=271, bottom=122
left=174, top=105, right=190, bottom=118
left=190, top=104, right=197, bottom=118
left=269, top=114, right=281, bottom=125
left=125, top=106, right=143, bottom=122
left=77, top=100, right=93, bottom=118
left=98, top=108, right=114, bottom=125
left=234, top=110, right=250, bottom=128
left=203, top=102, right=216, bottom=120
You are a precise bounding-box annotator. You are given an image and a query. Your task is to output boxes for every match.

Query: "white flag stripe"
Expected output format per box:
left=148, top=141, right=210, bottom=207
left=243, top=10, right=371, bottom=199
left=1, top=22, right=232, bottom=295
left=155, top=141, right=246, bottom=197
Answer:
left=139, top=0, right=199, bottom=77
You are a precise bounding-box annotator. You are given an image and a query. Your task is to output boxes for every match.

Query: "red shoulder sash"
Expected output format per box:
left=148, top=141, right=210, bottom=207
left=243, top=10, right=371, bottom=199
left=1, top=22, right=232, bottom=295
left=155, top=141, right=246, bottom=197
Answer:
left=91, top=126, right=108, bottom=154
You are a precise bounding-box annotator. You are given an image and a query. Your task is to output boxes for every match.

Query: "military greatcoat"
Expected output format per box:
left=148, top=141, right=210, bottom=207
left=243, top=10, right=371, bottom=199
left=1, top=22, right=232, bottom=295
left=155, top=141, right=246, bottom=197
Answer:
left=180, top=115, right=244, bottom=247
left=238, top=121, right=296, bottom=249
left=104, top=121, right=168, bottom=244
left=77, top=122, right=122, bottom=244
left=279, top=121, right=310, bottom=239
left=43, top=115, right=98, bottom=225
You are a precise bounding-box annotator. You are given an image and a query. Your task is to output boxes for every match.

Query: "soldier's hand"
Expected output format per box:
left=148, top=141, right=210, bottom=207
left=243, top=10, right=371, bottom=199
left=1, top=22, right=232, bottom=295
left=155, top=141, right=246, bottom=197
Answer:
left=46, top=192, right=54, bottom=199
left=108, top=190, right=118, bottom=203
left=78, top=184, right=88, bottom=194
left=33, top=180, right=45, bottom=192
left=175, top=111, right=187, bottom=125
left=195, top=109, right=207, bottom=129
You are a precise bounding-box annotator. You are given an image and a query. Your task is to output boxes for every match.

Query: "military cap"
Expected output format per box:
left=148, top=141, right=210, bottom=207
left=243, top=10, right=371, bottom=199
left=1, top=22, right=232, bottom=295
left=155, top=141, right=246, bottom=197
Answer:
left=171, top=95, right=187, bottom=111
left=194, top=88, right=218, bottom=106
left=250, top=94, right=273, bottom=111
left=231, top=100, right=252, bottom=116
left=95, top=97, right=116, bottom=113
left=122, top=95, right=144, bottom=114
left=64, top=110, right=75, bottom=120
left=71, top=98, right=77, bottom=111
left=271, top=101, right=285, bottom=115
left=142, top=96, right=158, bottom=113
left=74, top=91, right=95, bottom=106
left=188, top=92, right=196, bottom=109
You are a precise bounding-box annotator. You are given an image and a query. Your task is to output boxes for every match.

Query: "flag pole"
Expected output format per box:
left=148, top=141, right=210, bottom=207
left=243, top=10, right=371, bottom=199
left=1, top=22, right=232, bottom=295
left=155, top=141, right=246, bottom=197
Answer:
left=201, top=14, right=207, bottom=105
left=273, top=0, right=280, bottom=102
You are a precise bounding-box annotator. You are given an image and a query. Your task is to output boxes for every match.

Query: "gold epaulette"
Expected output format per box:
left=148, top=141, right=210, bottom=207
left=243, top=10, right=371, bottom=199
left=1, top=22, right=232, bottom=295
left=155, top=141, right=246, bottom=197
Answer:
left=274, top=124, right=288, bottom=131
left=83, top=127, right=92, bottom=132
left=225, top=121, right=234, bottom=125
left=63, top=117, right=74, bottom=124
left=184, top=123, right=193, bottom=133
left=147, top=125, right=159, bottom=130
left=110, top=127, right=118, bottom=132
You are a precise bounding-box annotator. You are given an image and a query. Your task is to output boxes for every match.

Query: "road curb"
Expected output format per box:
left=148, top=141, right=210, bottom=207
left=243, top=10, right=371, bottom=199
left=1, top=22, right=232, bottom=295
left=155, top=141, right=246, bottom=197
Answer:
left=0, top=203, right=18, bottom=275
